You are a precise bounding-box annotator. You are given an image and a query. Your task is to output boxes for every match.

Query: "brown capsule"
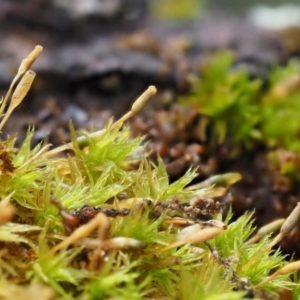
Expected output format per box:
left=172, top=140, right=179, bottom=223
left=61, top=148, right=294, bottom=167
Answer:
left=202, top=219, right=227, bottom=229
left=164, top=217, right=195, bottom=226
left=244, top=219, right=289, bottom=271
left=104, top=237, right=147, bottom=251
left=18, top=45, right=43, bottom=74
left=0, top=204, right=15, bottom=225
left=12, top=70, right=36, bottom=107
left=51, top=213, right=110, bottom=253
left=245, top=218, right=285, bottom=245
left=179, top=226, right=223, bottom=245
left=0, top=70, right=36, bottom=131
left=131, top=86, right=157, bottom=114
left=44, top=86, right=156, bottom=157
left=176, top=224, right=202, bottom=242
left=280, top=202, right=300, bottom=235
left=146, top=225, right=223, bottom=256
left=245, top=209, right=299, bottom=270
left=79, top=237, right=147, bottom=251
left=258, top=218, right=285, bottom=236
left=255, top=260, right=300, bottom=288
left=116, top=86, right=157, bottom=127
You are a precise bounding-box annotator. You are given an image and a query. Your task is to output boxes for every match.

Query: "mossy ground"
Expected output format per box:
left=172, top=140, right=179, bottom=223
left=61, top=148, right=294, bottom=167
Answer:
left=1, top=47, right=300, bottom=300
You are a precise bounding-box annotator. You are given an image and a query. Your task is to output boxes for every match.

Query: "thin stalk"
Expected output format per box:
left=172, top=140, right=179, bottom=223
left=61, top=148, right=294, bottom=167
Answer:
left=43, top=86, right=157, bottom=158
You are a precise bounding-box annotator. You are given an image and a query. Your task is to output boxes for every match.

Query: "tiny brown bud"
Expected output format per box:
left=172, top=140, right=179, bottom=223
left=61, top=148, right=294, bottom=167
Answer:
left=131, top=86, right=157, bottom=113
left=18, top=45, right=43, bottom=74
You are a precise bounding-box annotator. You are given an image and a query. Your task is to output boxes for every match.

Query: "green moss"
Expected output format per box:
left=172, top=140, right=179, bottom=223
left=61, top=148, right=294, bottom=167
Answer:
left=182, top=52, right=262, bottom=146
left=1, top=48, right=300, bottom=300
left=151, top=0, right=203, bottom=21
left=182, top=53, right=300, bottom=148
left=181, top=52, right=300, bottom=179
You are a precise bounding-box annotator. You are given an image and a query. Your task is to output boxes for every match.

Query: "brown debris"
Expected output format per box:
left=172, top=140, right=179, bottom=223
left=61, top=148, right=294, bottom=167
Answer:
left=0, top=144, right=15, bottom=173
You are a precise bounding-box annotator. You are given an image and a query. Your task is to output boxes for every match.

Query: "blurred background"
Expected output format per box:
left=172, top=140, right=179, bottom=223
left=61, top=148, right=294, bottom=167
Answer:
left=152, top=0, right=300, bottom=25
left=0, top=0, right=299, bottom=144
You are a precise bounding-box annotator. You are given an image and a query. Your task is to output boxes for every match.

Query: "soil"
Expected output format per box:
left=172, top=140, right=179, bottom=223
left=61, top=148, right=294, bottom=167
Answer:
left=1, top=1, right=300, bottom=257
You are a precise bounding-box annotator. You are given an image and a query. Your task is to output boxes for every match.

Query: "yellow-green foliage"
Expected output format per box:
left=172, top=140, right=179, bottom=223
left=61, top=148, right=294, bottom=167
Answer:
left=0, top=102, right=296, bottom=300
left=1, top=48, right=300, bottom=300
left=151, top=0, right=203, bottom=20
left=183, top=52, right=300, bottom=151
left=182, top=52, right=300, bottom=181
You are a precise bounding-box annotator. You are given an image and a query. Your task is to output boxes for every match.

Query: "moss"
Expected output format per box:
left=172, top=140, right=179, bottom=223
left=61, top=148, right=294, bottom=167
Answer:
left=1, top=47, right=300, bottom=300
left=181, top=51, right=300, bottom=179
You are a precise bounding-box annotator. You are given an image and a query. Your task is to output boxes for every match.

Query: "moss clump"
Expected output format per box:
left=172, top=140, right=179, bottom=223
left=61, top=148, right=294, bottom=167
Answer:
left=1, top=46, right=300, bottom=300
left=181, top=51, right=300, bottom=179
